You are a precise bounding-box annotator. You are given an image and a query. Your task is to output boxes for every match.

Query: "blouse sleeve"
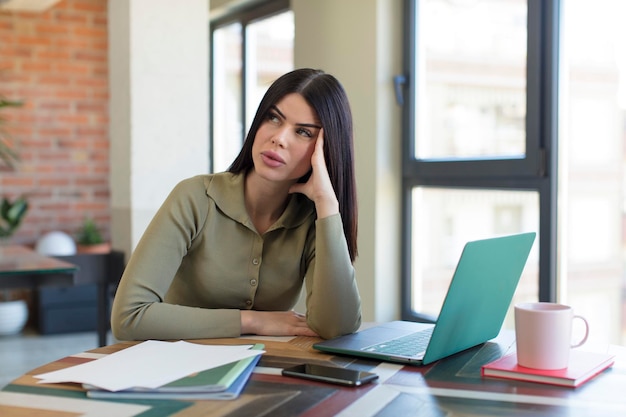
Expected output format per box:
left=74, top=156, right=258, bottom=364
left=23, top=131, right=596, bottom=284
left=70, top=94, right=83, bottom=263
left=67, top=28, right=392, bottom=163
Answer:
left=304, top=214, right=362, bottom=339
left=110, top=178, right=242, bottom=341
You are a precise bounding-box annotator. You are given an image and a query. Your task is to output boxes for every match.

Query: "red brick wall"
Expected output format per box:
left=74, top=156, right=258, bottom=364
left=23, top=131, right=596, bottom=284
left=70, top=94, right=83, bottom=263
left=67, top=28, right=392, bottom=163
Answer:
left=0, top=0, right=109, bottom=246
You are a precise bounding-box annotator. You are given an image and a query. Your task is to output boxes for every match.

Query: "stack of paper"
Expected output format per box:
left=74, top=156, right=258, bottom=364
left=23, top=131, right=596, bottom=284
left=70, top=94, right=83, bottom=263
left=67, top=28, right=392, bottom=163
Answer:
left=35, top=341, right=265, bottom=400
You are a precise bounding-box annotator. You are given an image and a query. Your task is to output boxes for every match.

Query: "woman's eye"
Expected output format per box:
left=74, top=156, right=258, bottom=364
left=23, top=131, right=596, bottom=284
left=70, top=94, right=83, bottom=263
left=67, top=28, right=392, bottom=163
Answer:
left=266, top=113, right=280, bottom=124
left=296, top=128, right=313, bottom=138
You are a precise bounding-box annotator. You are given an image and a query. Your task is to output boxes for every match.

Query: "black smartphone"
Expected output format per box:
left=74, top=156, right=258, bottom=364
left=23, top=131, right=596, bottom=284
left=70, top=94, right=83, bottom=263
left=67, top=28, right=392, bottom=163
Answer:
left=282, top=363, right=378, bottom=387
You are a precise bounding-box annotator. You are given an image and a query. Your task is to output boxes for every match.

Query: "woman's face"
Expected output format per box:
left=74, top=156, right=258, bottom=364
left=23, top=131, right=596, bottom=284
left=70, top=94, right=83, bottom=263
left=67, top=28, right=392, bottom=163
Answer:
left=251, top=93, right=321, bottom=184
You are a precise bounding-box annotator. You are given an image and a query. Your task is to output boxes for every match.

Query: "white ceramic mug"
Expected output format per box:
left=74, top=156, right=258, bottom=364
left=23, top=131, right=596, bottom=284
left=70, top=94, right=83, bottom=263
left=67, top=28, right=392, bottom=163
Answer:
left=514, top=302, right=589, bottom=370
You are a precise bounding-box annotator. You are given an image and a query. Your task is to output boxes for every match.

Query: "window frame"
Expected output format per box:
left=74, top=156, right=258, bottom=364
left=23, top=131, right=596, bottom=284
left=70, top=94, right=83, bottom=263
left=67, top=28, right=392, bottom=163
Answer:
left=400, top=0, right=560, bottom=322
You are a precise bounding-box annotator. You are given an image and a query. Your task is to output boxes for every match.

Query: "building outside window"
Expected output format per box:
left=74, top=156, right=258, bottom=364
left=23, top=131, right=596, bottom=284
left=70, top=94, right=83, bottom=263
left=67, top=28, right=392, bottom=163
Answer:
left=559, top=0, right=626, bottom=345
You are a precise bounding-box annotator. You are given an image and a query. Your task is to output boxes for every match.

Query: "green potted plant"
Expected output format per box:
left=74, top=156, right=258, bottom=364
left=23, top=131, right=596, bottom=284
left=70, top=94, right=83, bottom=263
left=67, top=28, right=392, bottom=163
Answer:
left=0, top=195, right=28, bottom=239
left=0, top=96, right=22, bottom=170
left=0, top=196, right=29, bottom=335
left=0, top=86, right=26, bottom=238
left=76, top=217, right=110, bottom=254
left=0, top=197, right=30, bottom=335
left=0, top=86, right=29, bottom=335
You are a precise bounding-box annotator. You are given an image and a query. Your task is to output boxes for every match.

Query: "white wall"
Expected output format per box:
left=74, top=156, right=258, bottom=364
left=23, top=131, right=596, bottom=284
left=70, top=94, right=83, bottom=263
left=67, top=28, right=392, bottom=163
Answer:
left=109, top=0, right=210, bottom=255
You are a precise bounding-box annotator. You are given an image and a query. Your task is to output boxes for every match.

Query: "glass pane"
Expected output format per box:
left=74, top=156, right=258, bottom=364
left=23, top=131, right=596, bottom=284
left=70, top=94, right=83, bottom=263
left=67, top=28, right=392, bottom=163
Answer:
left=212, top=23, right=243, bottom=173
left=245, top=11, right=294, bottom=131
left=411, top=188, right=539, bottom=330
left=560, top=0, right=626, bottom=345
left=414, top=0, right=527, bottom=160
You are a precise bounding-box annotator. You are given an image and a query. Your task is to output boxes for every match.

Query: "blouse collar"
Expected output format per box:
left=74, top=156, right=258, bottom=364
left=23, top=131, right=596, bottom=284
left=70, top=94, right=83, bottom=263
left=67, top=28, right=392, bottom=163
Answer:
left=206, top=172, right=315, bottom=232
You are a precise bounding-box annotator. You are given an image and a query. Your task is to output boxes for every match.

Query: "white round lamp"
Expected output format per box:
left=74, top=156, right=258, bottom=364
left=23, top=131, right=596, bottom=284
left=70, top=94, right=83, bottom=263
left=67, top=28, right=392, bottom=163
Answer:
left=35, top=231, right=77, bottom=256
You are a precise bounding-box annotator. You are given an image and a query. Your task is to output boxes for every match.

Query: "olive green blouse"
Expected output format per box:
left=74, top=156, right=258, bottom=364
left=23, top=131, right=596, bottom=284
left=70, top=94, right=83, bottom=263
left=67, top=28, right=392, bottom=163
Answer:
left=111, top=172, right=361, bottom=340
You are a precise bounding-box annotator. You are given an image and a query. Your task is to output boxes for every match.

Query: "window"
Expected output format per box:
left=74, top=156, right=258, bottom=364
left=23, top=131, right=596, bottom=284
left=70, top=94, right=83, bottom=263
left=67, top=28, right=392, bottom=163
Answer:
left=212, top=22, right=243, bottom=172
left=404, top=0, right=626, bottom=345
left=402, top=0, right=555, bottom=330
left=413, top=0, right=528, bottom=161
left=560, top=0, right=626, bottom=345
left=210, top=0, right=294, bottom=172
left=410, top=188, right=539, bottom=328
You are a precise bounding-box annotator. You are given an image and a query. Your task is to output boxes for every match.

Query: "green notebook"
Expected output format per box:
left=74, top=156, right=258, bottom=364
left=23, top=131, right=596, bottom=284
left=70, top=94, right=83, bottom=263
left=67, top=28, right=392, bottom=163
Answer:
left=158, top=343, right=264, bottom=392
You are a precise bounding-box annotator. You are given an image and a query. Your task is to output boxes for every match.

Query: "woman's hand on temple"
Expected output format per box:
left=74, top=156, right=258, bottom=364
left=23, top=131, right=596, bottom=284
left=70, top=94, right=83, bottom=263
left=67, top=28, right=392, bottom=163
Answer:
left=289, top=130, right=339, bottom=219
left=240, top=310, right=319, bottom=337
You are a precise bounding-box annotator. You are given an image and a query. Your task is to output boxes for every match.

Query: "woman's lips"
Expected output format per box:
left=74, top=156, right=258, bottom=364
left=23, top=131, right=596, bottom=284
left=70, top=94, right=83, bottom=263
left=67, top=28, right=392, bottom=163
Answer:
left=261, top=151, right=285, bottom=167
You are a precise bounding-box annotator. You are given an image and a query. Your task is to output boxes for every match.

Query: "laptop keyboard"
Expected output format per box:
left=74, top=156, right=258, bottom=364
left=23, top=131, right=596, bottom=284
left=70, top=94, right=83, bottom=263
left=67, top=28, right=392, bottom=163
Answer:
left=361, top=327, right=434, bottom=357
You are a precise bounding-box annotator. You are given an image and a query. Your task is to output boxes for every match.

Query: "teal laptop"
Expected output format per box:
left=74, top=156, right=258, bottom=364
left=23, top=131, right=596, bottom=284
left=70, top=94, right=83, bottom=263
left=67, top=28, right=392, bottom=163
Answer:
left=313, top=232, right=536, bottom=365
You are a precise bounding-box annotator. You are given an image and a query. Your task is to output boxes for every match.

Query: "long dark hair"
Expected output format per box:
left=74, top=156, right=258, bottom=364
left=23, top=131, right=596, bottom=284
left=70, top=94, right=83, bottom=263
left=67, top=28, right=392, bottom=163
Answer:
left=229, top=68, right=358, bottom=261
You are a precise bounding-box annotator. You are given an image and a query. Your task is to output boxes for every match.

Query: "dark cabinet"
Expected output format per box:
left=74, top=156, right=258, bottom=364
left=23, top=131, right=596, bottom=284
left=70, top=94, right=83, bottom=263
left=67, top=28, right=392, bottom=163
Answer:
left=36, top=250, right=125, bottom=345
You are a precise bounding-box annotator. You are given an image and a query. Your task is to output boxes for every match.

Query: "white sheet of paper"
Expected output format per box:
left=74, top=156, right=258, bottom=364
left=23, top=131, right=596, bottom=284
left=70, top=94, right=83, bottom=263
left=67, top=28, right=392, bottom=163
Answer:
left=34, top=340, right=264, bottom=392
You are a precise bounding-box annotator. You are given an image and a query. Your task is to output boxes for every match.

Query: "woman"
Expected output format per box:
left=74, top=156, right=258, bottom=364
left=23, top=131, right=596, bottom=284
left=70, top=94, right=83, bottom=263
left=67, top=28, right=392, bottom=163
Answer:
left=111, top=68, right=361, bottom=341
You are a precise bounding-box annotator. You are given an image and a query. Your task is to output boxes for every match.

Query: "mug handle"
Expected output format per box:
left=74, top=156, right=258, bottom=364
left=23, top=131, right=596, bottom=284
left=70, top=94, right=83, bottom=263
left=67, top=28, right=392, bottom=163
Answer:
left=571, top=315, right=589, bottom=348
